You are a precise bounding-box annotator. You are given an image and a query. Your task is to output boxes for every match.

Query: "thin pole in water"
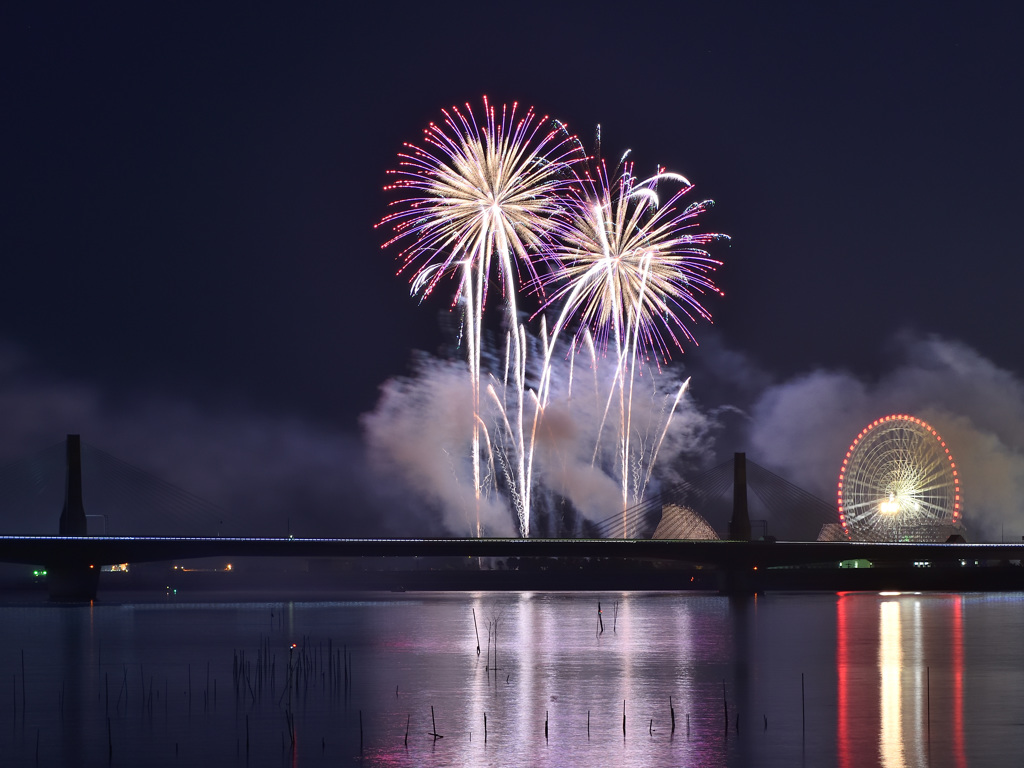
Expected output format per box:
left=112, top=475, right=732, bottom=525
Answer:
left=429, top=705, right=443, bottom=739
left=473, top=608, right=481, bottom=655
left=801, top=672, right=805, bottom=733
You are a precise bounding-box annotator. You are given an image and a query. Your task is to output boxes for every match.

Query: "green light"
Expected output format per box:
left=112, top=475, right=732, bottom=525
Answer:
left=32, top=569, right=47, bottom=577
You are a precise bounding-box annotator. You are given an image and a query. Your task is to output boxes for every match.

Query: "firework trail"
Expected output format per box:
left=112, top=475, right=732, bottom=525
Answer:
left=532, top=156, right=728, bottom=533
left=378, top=98, right=583, bottom=536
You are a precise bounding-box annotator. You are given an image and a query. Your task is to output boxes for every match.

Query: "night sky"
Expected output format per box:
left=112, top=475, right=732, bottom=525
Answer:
left=2, top=3, right=1023, bottom=538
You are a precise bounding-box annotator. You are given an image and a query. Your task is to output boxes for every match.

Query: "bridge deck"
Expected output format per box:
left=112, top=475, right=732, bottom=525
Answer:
left=0, top=536, right=1020, bottom=569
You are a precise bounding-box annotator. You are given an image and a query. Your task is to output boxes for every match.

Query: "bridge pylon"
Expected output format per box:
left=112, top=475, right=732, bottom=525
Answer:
left=50, top=435, right=98, bottom=600
left=728, top=452, right=752, bottom=541
left=721, top=452, right=758, bottom=594
left=58, top=435, right=88, bottom=536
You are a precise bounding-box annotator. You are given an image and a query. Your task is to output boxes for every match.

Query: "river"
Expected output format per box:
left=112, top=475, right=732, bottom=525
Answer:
left=0, top=589, right=1021, bottom=766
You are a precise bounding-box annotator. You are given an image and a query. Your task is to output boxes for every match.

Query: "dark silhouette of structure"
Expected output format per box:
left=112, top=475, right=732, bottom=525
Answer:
left=729, top=452, right=752, bottom=541
left=49, top=435, right=99, bottom=600
left=58, top=435, right=88, bottom=536
left=0, top=437, right=1009, bottom=600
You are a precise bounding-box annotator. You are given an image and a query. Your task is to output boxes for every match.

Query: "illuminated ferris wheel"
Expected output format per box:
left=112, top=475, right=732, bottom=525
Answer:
left=837, top=414, right=962, bottom=541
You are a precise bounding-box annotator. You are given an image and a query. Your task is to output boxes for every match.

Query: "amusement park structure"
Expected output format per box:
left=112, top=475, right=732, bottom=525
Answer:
left=836, top=414, right=965, bottom=543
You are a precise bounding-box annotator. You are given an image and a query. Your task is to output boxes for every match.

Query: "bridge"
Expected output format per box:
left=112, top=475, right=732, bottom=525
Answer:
left=3, top=533, right=1024, bottom=599
left=0, top=436, right=1014, bottom=599
left=3, top=533, right=1022, bottom=569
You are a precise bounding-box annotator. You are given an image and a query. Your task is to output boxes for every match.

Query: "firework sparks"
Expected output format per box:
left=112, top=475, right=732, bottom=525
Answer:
left=378, top=98, right=584, bottom=536
left=532, top=157, right=728, bottom=530
left=538, top=158, right=727, bottom=359
left=377, top=102, right=727, bottom=539
left=378, top=98, right=583, bottom=301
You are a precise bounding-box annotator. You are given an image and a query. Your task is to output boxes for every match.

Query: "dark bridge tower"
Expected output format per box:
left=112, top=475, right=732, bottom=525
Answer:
left=721, top=452, right=758, bottom=595
left=59, top=434, right=88, bottom=536
left=50, top=434, right=99, bottom=600
left=729, top=452, right=752, bottom=541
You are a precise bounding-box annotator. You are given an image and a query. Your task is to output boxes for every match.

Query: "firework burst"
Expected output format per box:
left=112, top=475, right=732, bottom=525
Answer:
left=377, top=102, right=727, bottom=539
left=378, top=98, right=584, bottom=536
left=539, top=157, right=727, bottom=359
left=532, top=157, right=728, bottom=531
left=379, top=98, right=583, bottom=301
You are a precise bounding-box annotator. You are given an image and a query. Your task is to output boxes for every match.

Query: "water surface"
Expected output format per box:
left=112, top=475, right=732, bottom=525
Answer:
left=0, top=590, right=1021, bottom=766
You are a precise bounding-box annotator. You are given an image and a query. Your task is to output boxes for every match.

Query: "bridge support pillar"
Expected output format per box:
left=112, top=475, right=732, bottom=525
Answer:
left=47, top=563, right=100, bottom=601
left=716, top=567, right=762, bottom=595
left=59, top=435, right=89, bottom=536
left=728, top=452, right=752, bottom=541
left=51, top=435, right=98, bottom=600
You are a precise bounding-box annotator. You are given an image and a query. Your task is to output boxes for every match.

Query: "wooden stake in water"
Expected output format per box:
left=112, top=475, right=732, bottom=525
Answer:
left=473, top=608, right=481, bottom=655
left=801, top=672, right=805, bottom=732
left=429, top=705, right=443, bottom=739
left=545, top=710, right=548, bottom=740
left=927, top=666, right=930, bottom=733
left=622, top=700, right=626, bottom=737
left=723, top=680, right=728, bottom=730
left=587, top=710, right=590, bottom=739
left=670, top=696, right=675, bottom=733
left=484, top=712, right=487, bottom=744
left=485, top=622, right=491, bottom=671
left=598, top=603, right=604, bottom=634
left=405, top=714, right=409, bottom=748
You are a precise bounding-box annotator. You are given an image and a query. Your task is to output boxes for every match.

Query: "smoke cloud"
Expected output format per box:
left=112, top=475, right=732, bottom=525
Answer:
left=362, top=353, right=516, bottom=536
left=361, top=339, right=718, bottom=536
left=0, top=341, right=398, bottom=537
left=6, top=330, right=1021, bottom=542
